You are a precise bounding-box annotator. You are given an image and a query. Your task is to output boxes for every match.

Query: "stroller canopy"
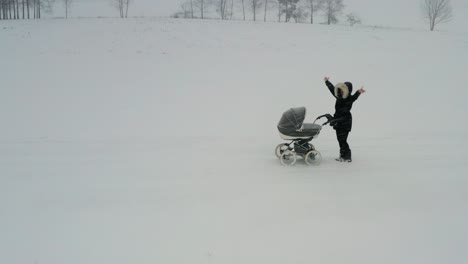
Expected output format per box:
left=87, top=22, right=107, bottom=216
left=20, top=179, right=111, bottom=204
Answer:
left=278, top=107, right=306, bottom=130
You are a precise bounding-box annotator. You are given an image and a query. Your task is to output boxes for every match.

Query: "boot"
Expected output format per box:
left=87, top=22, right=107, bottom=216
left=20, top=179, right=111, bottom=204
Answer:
left=335, top=157, right=352, bottom=162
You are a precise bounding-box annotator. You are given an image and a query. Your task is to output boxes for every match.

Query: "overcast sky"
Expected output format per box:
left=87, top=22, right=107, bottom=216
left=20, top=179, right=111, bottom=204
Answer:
left=53, top=0, right=468, bottom=32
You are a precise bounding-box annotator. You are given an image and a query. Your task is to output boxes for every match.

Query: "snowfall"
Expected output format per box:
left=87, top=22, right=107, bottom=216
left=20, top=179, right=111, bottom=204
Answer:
left=1, top=17, right=468, bottom=264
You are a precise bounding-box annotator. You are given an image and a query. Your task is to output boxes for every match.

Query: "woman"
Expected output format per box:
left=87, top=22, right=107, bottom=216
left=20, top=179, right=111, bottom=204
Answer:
left=324, top=76, right=366, bottom=162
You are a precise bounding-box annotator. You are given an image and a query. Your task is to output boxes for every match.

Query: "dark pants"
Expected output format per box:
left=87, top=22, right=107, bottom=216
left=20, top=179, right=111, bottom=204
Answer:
left=336, top=129, right=351, bottom=159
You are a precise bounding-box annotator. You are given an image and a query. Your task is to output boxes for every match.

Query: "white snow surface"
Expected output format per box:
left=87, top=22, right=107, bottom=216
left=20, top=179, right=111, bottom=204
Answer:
left=1, top=18, right=468, bottom=264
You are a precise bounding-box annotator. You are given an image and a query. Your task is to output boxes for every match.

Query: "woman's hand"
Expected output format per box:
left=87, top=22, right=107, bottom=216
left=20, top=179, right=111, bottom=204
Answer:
left=324, top=76, right=330, bottom=81
left=358, top=87, right=366, bottom=93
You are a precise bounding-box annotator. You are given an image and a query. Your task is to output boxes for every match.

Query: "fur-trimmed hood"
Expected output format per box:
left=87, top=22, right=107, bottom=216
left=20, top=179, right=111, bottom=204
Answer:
left=334, top=83, right=350, bottom=99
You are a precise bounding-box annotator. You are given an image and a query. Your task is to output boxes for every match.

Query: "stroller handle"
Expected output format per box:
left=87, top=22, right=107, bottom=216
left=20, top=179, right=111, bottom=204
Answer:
left=313, top=114, right=334, bottom=126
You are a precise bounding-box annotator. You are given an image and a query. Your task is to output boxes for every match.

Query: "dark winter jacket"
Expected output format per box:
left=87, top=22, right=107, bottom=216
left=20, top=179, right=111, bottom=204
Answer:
left=325, top=80, right=361, bottom=131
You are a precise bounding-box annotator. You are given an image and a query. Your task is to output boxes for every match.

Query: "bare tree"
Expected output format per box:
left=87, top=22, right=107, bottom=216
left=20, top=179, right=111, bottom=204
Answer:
left=111, top=0, right=131, bottom=18
left=28, top=0, right=53, bottom=19
left=63, top=0, right=72, bottom=18
left=31, top=0, right=39, bottom=19
left=346, top=12, right=361, bottom=26
left=292, top=5, right=307, bottom=23
left=10, top=0, right=12, bottom=19
left=229, top=0, right=234, bottom=19
left=201, top=0, right=205, bottom=19
left=218, top=0, right=235, bottom=19
left=177, top=1, right=192, bottom=18
left=193, top=0, right=205, bottom=19
left=1, top=0, right=4, bottom=19
left=111, top=0, right=123, bottom=17
left=279, top=0, right=299, bottom=22
left=190, top=0, right=193, bottom=18
left=125, top=0, right=130, bottom=17
left=5, top=0, right=8, bottom=19
left=250, top=0, right=262, bottom=21
left=304, top=0, right=323, bottom=24
left=12, top=0, right=17, bottom=19
left=323, top=0, right=344, bottom=25
left=241, top=0, right=245, bottom=20
left=421, top=0, right=452, bottom=31
left=215, top=0, right=229, bottom=20
left=263, top=0, right=268, bottom=21
left=8, top=0, right=13, bottom=19
left=179, top=0, right=194, bottom=18
left=275, top=0, right=281, bottom=22
left=41, top=0, right=54, bottom=18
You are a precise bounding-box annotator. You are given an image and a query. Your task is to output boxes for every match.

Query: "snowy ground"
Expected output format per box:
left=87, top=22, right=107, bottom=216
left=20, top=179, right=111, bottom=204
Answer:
left=1, top=18, right=468, bottom=264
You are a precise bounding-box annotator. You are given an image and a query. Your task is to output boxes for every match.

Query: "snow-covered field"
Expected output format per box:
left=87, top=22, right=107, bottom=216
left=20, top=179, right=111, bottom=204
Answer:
left=1, top=18, right=468, bottom=264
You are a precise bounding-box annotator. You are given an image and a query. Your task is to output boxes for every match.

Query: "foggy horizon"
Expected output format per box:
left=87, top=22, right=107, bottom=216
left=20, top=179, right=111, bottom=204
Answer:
left=41, top=0, right=468, bottom=32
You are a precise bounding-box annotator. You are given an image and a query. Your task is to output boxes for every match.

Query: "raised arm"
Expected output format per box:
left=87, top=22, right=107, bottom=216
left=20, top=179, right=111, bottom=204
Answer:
left=350, top=91, right=361, bottom=102
left=324, top=77, right=336, bottom=98
left=351, top=87, right=366, bottom=102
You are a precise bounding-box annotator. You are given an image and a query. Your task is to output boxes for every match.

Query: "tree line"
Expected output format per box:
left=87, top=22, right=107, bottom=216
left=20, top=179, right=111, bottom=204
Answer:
left=0, top=0, right=133, bottom=20
left=0, top=0, right=54, bottom=19
left=1, top=0, right=453, bottom=31
left=174, top=0, right=453, bottom=31
left=174, top=0, right=353, bottom=25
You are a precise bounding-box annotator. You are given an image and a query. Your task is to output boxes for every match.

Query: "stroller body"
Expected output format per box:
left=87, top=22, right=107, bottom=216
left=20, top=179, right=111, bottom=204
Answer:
left=276, top=107, right=332, bottom=166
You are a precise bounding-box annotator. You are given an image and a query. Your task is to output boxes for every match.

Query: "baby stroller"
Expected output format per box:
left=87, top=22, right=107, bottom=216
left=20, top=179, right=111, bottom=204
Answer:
left=275, top=107, right=333, bottom=166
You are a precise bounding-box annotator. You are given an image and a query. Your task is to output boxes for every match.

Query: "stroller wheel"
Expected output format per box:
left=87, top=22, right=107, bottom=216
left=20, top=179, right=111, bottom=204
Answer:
left=275, top=143, right=289, bottom=158
left=280, top=150, right=297, bottom=166
left=305, top=150, right=322, bottom=166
